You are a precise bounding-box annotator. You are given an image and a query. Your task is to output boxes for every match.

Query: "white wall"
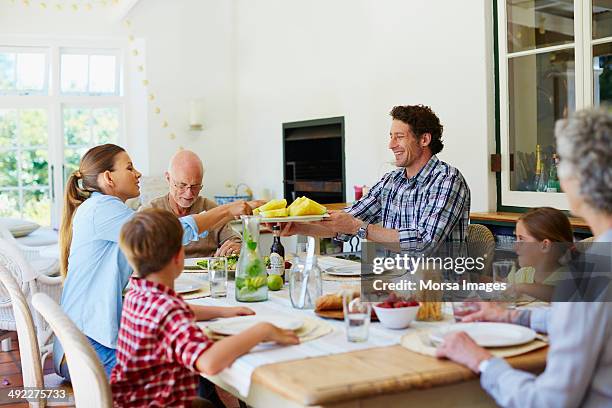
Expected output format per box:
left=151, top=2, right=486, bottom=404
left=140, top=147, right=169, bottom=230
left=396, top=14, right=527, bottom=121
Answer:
left=233, top=0, right=496, bottom=211
left=128, top=0, right=236, bottom=197
left=1, top=0, right=497, bottom=211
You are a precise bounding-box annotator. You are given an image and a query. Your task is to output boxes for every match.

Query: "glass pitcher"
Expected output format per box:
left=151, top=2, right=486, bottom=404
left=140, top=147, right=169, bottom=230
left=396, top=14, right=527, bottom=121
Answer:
left=289, top=239, right=322, bottom=309
left=235, top=215, right=268, bottom=302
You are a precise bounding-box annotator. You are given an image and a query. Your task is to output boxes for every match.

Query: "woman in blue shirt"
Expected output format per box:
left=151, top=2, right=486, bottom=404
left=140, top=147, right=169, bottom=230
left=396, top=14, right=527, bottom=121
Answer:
left=54, top=144, right=258, bottom=379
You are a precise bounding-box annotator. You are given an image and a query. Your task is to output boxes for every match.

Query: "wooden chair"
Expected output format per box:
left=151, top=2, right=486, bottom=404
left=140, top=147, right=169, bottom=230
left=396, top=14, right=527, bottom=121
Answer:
left=467, top=223, right=495, bottom=247
left=575, top=235, right=595, bottom=253
left=0, top=239, right=62, bottom=361
left=0, top=266, right=73, bottom=407
left=467, top=224, right=496, bottom=275
left=32, top=293, right=112, bottom=408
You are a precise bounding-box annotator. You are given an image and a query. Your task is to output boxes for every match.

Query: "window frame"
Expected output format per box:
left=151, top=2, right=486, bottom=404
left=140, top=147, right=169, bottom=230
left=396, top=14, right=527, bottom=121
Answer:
left=495, top=0, right=612, bottom=211
left=0, top=36, right=128, bottom=227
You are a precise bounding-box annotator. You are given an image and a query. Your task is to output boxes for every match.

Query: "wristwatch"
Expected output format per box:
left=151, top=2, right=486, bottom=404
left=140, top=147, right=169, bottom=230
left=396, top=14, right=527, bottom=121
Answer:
left=478, top=358, right=492, bottom=374
left=357, top=222, right=369, bottom=239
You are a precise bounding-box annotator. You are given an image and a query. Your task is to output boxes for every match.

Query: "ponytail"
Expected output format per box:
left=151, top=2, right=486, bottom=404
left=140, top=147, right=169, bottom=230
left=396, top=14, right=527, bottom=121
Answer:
left=59, top=144, right=125, bottom=277
left=59, top=172, right=89, bottom=277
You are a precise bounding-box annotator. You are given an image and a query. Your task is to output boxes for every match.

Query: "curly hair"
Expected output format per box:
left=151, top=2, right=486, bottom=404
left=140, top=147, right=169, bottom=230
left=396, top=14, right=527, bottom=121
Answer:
left=555, top=107, right=612, bottom=214
left=390, top=105, right=444, bottom=154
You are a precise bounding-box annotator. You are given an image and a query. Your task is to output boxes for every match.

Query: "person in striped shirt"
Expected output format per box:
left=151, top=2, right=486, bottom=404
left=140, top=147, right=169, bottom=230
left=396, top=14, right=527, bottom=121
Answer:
left=285, top=105, right=470, bottom=252
left=111, top=208, right=299, bottom=407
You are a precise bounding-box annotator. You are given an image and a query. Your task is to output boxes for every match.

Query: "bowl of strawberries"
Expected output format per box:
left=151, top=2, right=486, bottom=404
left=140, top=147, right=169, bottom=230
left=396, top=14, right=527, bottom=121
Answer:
left=373, top=293, right=420, bottom=329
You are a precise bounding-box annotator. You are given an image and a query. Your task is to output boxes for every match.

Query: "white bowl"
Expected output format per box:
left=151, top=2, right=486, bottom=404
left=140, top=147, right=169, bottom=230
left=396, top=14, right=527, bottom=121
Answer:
left=373, top=304, right=419, bottom=329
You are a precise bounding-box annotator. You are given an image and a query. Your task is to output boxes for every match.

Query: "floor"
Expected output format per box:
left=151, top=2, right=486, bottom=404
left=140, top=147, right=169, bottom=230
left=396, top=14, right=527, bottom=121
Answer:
left=0, top=332, right=62, bottom=408
left=0, top=332, right=241, bottom=408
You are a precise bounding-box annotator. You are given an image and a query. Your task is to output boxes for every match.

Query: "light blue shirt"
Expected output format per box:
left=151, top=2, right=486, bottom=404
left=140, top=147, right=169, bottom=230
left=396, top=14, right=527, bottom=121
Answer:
left=53, top=192, right=206, bottom=372
left=480, top=229, right=612, bottom=407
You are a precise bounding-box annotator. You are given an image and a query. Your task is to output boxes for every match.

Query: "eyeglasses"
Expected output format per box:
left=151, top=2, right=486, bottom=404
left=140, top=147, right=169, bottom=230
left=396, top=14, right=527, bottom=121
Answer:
left=171, top=179, right=203, bottom=193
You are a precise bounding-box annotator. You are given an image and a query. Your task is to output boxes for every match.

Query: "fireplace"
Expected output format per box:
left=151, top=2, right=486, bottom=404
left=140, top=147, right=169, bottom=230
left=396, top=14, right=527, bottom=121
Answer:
left=283, top=117, right=345, bottom=204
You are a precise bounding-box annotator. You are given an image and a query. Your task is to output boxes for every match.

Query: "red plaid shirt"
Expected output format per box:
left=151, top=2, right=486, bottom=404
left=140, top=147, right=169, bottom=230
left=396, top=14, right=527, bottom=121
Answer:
left=110, top=278, right=213, bottom=407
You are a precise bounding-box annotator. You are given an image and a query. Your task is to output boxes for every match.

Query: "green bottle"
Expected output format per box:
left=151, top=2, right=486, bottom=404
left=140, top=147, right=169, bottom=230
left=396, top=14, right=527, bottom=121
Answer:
left=534, top=145, right=548, bottom=192
left=546, top=154, right=560, bottom=192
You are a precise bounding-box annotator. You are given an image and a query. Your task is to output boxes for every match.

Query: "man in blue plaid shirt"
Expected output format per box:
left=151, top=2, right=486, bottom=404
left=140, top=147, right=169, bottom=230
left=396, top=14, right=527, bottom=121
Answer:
left=286, top=105, right=470, bottom=251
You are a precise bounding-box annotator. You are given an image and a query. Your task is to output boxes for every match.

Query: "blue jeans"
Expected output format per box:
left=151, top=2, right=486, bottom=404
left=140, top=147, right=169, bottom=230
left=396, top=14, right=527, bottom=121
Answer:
left=59, top=336, right=116, bottom=381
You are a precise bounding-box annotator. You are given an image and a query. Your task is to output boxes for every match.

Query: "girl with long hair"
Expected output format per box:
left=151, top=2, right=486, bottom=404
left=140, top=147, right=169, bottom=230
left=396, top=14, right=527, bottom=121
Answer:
left=508, top=207, right=574, bottom=301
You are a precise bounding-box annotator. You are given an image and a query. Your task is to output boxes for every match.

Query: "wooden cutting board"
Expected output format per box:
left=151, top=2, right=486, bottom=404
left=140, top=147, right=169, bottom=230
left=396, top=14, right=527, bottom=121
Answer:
left=252, top=345, right=547, bottom=406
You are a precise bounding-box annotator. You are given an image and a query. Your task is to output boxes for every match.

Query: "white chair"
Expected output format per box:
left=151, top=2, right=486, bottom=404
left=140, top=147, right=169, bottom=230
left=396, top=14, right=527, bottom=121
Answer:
left=0, top=227, right=59, bottom=277
left=32, top=293, right=112, bottom=408
left=0, top=266, right=74, bottom=407
left=0, top=239, right=62, bottom=361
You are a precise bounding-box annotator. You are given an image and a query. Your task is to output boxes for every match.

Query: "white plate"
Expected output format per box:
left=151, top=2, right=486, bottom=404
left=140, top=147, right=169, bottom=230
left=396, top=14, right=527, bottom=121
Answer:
left=324, top=265, right=361, bottom=276
left=207, top=315, right=304, bottom=336
left=174, top=277, right=203, bottom=294
left=259, top=214, right=330, bottom=223
left=429, top=322, right=536, bottom=348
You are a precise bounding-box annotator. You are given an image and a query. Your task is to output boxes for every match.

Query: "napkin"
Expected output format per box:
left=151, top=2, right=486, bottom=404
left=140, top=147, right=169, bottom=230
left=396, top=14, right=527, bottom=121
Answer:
left=180, top=283, right=211, bottom=300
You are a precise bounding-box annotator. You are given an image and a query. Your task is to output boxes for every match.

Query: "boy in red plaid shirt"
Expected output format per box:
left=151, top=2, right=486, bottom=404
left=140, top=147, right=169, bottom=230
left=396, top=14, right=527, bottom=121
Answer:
left=111, top=208, right=299, bottom=407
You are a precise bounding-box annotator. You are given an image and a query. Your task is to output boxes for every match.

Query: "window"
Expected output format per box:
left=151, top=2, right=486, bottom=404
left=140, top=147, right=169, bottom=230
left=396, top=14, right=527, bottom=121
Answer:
left=497, top=1, right=612, bottom=210
left=63, top=106, right=120, bottom=181
left=0, top=42, right=125, bottom=226
left=0, top=109, right=50, bottom=224
left=0, top=48, right=48, bottom=95
left=61, top=50, right=119, bottom=95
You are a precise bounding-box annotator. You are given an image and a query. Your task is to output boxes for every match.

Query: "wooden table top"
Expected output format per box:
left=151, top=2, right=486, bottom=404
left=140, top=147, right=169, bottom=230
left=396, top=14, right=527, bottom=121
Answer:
left=325, top=202, right=350, bottom=211
left=470, top=211, right=589, bottom=230
left=251, top=344, right=548, bottom=406
left=325, top=205, right=590, bottom=231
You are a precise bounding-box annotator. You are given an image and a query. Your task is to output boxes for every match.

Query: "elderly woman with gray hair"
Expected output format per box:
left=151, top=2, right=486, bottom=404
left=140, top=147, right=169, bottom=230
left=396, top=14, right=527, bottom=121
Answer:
left=436, top=107, right=612, bottom=407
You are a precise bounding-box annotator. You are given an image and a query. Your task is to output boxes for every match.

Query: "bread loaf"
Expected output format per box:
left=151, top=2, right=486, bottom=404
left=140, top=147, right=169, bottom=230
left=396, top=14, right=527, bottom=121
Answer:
left=315, top=291, right=359, bottom=311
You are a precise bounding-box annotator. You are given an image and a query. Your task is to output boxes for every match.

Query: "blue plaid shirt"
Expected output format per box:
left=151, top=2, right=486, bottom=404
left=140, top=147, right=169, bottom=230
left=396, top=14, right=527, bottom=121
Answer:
left=344, top=155, right=470, bottom=251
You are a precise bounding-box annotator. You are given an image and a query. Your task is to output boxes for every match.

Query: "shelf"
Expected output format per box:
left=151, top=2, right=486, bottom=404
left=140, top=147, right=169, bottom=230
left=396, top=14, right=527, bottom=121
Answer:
left=293, top=180, right=343, bottom=193
left=470, top=211, right=590, bottom=232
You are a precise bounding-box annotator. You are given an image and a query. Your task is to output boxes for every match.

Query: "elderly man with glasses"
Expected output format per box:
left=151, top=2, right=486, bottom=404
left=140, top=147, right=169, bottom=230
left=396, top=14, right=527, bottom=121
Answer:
left=146, top=150, right=242, bottom=257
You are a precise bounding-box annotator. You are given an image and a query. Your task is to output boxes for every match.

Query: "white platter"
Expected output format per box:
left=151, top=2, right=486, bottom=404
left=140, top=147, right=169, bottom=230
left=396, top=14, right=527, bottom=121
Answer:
left=429, top=322, right=536, bottom=348
left=207, top=315, right=304, bottom=336
left=324, top=265, right=361, bottom=276
left=259, top=214, right=330, bottom=223
left=174, top=277, right=203, bottom=294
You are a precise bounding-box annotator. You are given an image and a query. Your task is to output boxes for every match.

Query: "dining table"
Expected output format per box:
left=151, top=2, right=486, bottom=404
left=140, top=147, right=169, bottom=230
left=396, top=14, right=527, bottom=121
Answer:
left=185, top=256, right=549, bottom=408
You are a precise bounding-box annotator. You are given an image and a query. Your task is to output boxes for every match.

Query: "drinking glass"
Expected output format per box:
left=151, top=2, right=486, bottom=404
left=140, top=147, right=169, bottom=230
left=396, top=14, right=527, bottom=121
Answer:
left=343, top=291, right=371, bottom=342
left=295, top=242, right=307, bottom=258
left=493, top=260, right=515, bottom=282
left=493, top=260, right=516, bottom=308
left=288, top=253, right=322, bottom=309
left=208, top=257, right=228, bottom=298
left=452, top=301, right=480, bottom=322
